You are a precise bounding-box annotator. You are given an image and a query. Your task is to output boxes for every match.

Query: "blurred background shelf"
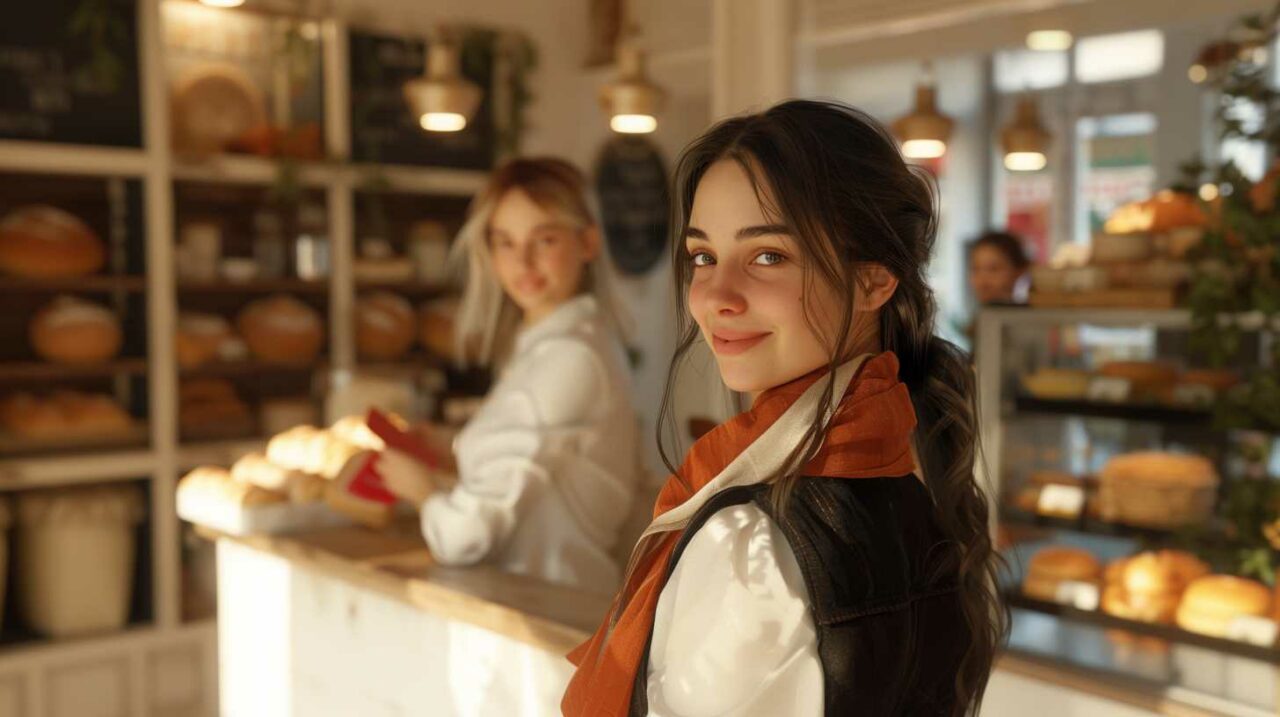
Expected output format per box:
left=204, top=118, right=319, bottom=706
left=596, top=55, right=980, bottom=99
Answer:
left=0, top=276, right=148, bottom=293
left=0, top=359, right=149, bottom=383
left=1012, top=395, right=1213, bottom=426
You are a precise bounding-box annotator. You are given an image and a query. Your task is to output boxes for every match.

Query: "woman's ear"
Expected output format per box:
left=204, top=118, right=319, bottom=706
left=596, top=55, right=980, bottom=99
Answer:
left=856, top=263, right=899, bottom=311
left=580, top=226, right=602, bottom=262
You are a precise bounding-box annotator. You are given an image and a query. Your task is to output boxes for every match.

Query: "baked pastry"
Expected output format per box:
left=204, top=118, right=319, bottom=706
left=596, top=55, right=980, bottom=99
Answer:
left=1098, top=452, right=1219, bottom=528
left=1100, top=452, right=1217, bottom=488
left=179, top=379, right=251, bottom=435
left=1102, top=550, right=1209, bottom=624
left=1030, top=266, right=1108, bottom=293
left=0, top=391, right=133, bottom=439
left=1104, top=190, right=1206, bottom=235
left=1096, top=361, right=1178, bottom=397
left=176, top=313, right=233, bottom=369
left=259, top=398, right=317, bottom=436
left=1022, top=546, right=1101, bottom=602
left=265, top=425, right=322, bottom=473
left=178, top=466, right=285, bottom=509
left=237, top=295, right=324, bottom=366
left=229, top=452, right=323, bottom=504
left=329, top=414, right=389, bottom=451
left=1091, top=232, right=1153, bottom=264
left=356, top=292, right=416, bottom=361
left=1020, top=368, right=1091, bottom=400
left=29, top=296, right=122, bottom=365
left=418, top=300, right=457, bottom=360
left=1176, top=575, right=1272, bottom=638
left=0, top=206, right=105, bottom=279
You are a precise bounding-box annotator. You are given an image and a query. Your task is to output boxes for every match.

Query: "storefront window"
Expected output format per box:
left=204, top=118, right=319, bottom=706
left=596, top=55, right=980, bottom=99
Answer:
left=1074, top=113, right=1157, bottom=245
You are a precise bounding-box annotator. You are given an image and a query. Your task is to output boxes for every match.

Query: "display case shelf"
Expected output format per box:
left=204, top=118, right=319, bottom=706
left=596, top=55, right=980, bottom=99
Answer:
left=1013, top=395, right=1213, bottom=426
left=0, top=276, right=149, bottom=294
left=0, top=450, right=156, bottom=491
left=0, top=359, right=149, bottom=383
left=1005, top=591, right=1280, bottom=665
left=178, top=279, right=330, bottom=295
left=1000, top=509, right=1185, bottom=544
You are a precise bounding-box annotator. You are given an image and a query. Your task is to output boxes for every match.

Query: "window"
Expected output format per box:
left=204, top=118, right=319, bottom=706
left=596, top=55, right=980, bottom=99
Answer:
left=1075, top=30, right=1164, bottom=84
left=994, top=48, right=1068, bottom=92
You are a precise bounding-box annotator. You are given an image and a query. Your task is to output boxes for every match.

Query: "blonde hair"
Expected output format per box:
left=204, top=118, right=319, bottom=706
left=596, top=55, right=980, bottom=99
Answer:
left=452, top=157, right=631, bottom=367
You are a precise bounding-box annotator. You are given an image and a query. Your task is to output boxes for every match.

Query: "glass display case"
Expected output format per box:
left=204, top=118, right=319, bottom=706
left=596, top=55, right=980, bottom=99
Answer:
left=975, top=306, right=1280, bottom=715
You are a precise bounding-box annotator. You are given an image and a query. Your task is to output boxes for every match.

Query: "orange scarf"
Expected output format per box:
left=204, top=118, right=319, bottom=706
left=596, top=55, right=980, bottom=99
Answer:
left=561, top=351, right=918, bottom=716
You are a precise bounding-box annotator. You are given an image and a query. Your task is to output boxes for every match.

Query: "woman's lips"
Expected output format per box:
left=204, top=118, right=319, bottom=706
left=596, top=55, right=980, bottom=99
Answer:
left=711, top=330, right=771, bottom=355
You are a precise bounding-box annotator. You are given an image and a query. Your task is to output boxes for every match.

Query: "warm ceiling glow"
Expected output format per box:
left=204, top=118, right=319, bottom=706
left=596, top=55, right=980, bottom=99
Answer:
left=901, top=139, right=947, bottom=159
left=199, top=0, right=245, bottom=7
left=1005, top=151, right=1047, bottom=172
left=420, top=113, right=467, bottom=132
left=1026, top=30, right=1073, bottom=52
left=610, top=114, right=657, bottom=134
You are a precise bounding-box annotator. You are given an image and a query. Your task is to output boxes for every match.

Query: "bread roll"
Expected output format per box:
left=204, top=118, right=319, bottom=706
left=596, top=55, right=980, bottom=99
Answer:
left=29, top=296, right=122, bottom=365
left=265, top=425, right=321, bottom=472
left=1022, top=546, right=1101, bottom=602
left=176, top=313, right=232, bottom=369
left=1176, top=575, right=1272, bottom=638
left=178, top=466, right=285, bottom=509
left=418, top=300, right=457, bottom=360
left=1, top=392, right=132, bottom=439
left=356, top=292, right=416, bottom=360
left=0, top=206, right=105, bottom=279
left=229, top=452, right=323, bottom=504
left=1020, top=368, right=1091, bottom=400
left=237, top=295, right=323, bottom=365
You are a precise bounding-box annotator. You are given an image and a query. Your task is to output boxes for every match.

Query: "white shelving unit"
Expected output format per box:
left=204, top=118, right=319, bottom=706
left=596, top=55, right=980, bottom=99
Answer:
left=0, top=1, right=487, bottom=714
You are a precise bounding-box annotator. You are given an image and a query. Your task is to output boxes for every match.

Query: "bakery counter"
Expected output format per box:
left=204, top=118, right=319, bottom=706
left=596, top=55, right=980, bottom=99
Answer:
left=206, top=519, right=612, bottom=717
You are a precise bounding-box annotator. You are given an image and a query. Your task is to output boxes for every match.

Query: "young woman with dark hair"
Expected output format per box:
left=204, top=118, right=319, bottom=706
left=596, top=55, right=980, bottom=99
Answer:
left=562, top=99, right=1005, bottom=716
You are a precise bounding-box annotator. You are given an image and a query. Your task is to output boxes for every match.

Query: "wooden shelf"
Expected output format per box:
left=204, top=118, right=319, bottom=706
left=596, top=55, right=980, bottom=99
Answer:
left=178, top=278, right=330, bottom=295
left=0, top=276, right=148, bottom=293
left=355, top=280, right=451, bottom=297
left=0, top=359, right=148, bottom=383
left=172, top=154, right=338, bottom=187
left=1006, top=591, right=1280, bottom=664
left=0, top=140, right=150, bottom=178
left=0, top=424, right=150, bottom=458
left=1013, top=395, right=1212, bottom=425
left=180, top=359, right=325, bottom=378
left=0, top=449, right=156, bottom=490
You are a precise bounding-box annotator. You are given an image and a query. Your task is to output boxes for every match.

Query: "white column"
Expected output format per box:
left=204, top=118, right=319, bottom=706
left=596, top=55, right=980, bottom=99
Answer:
left=710, top=0, right=796, bottom=120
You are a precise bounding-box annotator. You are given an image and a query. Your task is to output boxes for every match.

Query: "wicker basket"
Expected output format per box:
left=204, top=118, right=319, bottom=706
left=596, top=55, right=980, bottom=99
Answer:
left=1098, top=452, right=1218, bottom=529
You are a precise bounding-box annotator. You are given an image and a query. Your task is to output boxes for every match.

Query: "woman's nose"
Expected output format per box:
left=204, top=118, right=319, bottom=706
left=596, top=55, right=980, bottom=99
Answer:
left=703, top=269, right=748, bottom=315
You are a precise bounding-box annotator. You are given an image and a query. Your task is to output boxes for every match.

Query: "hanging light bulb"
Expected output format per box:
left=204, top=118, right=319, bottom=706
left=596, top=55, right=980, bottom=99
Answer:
left=403, top=33, right=482, bottom=133
left=1002, top=96, right=1050, bottom=172
left=1188, top=40, right=1240, bottom=85
left=1026, top=29, right=1073, bottom=52
left=893, top=62, right=954, bottom=160
left=599, top=32, right=665, bottom=134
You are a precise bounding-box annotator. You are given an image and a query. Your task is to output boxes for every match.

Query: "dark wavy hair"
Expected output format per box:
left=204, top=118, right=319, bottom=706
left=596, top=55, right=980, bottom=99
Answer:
left=655, top=99, right=1006, bottom=715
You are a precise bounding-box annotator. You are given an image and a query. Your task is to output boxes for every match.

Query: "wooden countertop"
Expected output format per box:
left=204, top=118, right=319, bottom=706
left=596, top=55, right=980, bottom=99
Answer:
left=205, top=520, right=614, bottom=656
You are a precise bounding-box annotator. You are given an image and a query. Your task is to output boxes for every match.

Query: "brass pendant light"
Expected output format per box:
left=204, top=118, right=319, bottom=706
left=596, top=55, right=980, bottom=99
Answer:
left=599, top=1, right=664, bottom=134
left=1002, top=96, right=1050, bottom=172
left=892, top=62, right=954, bottom=160
left=403, top=31, right=483, bottom=133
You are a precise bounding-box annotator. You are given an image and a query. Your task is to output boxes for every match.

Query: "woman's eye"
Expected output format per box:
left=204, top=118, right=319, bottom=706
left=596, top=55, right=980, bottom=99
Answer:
left=753, top=251, right=785, bottom=266
left=690, top=251, right=715, bottom=267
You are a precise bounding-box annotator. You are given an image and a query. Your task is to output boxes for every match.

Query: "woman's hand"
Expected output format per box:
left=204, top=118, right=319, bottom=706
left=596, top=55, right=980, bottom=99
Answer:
left=410, top=422, right=460, bottom=474
left=380, top=448, right=442, bottom=506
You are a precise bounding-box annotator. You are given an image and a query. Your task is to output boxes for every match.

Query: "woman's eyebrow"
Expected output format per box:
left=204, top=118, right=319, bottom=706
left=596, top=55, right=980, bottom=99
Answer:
left=684, top=224, right=791, bottom=241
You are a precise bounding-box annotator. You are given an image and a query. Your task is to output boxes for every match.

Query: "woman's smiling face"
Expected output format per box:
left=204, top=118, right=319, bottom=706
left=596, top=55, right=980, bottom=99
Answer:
left=685, top=159, right=850, bottom=394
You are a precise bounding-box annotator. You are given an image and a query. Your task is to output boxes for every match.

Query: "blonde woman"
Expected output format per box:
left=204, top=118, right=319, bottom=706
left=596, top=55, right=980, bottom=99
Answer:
left=382, top=158, right=639, bottom=594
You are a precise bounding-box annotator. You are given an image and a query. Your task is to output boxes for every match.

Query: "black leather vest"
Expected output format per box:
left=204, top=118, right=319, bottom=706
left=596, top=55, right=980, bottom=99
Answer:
left=629, top=475, right=971, bottom=716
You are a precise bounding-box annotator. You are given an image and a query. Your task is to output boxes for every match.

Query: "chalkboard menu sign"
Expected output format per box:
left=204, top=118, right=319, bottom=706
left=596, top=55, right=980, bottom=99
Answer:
left=595, top=136, right=669, bottom=276
left=348, top=31, right=496, bottom=170
left=0, top=0, right=142, bottom=147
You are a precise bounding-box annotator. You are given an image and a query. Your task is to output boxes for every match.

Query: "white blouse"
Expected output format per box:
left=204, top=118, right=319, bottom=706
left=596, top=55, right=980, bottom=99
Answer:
left=419, top=295, right=638, bottom=593
left=645, top=502, right=822, bottom=716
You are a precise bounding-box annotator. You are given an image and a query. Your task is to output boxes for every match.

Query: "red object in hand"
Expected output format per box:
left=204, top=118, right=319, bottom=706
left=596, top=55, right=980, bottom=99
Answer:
left=341, top=452, right=398, bottom=505
left=366, top=408, right=442, bottom=470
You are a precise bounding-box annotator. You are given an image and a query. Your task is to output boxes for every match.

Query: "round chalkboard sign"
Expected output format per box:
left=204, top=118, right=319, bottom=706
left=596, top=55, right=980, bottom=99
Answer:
left=594, top=136, right=670, bottom=276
